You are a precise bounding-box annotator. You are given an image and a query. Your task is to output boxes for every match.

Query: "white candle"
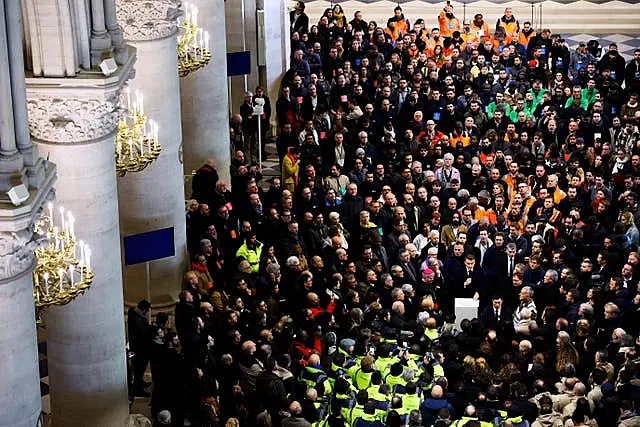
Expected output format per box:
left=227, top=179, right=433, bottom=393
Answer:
left=48, top=202, right=53, bottom=223
left=79, top=240, right=85, bottom=266
left=86, top=247, right=92, bottom=274
left=69, top=264, right=74, bottom=288
left=58, top=268, right=64, bottom=292
left=185, top=2, right=190, bottom=23
left=139, top=95, right=144, bottom=116
left=128, top=138, right=134, bottom=160
left=153, top=123, right=159, bottom=147
left=59, top=206, right=65, bottom=235
left=205, top=31, right=210, bottom=52
left=67, top=212, right=74, bottom=242
left=126, top=87, right=131, bottom=110
left=192, top=5, right=198, bottom=26
left=44, top=272, right=49, bottom=296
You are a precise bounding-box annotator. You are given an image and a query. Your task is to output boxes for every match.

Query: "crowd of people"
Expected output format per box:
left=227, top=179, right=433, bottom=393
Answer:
left=129, top=1, right=640, bottom=426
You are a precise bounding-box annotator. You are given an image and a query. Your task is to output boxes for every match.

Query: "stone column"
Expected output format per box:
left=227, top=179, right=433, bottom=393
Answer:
left=0, top=2, right=56, bottom=425
left=25, top=52, right=136, bottom=426
left=180, top=0, right=231, bottom=185
left=0, top=230, right=44, bottom=427
left=225, top=0, right=259, bottom=112
left=258, top=0, right=290, bottom=135
left=117, top=0, right=187, bottom=308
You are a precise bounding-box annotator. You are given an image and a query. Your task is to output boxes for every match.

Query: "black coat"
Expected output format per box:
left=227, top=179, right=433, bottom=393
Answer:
left=127, top=307, right=151, bottom=355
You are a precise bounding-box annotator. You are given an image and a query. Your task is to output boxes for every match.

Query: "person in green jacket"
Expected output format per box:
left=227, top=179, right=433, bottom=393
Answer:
left=236, top=232, right=263, bottom=273
left=486, top=91, right=511, bottom=117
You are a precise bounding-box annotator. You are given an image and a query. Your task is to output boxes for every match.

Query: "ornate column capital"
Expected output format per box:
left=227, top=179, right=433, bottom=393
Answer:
left=116, top=0, right=182, bottom=41
left=25, top=48, right=136, bottom=145
left=0, top=229, right=44, bottom=281
left=26, top=95, right=122, bottom=144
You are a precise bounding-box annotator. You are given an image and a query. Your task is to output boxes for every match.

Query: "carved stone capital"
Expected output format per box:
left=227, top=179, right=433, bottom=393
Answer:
left=26, top=93, right=122, bottom=144
left=0, top=228, right=44, bottom=281
left=117, top=0, right=181, bottom=41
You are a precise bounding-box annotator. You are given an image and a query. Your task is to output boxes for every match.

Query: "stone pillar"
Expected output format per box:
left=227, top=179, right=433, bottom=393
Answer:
left=180, top=0, right=232, bottom=185
left=0, top=1, right=56, bottom=424
left=225, top=0, right=259, bottom=112
left=258, top=0, right=291, bottom=135
left=0, top=230, right=44, bottom=427
left=25, top=52, right=136, bottom=426
left=117, top=0, right=187, bottom=307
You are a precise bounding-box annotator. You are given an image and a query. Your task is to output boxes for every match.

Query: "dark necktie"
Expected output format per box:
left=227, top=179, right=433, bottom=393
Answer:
left=508, top=257, right=514, bottom=276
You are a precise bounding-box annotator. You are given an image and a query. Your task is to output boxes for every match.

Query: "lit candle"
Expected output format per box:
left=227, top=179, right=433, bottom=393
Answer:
left=59, top=206, right=65, bottom=236
left=69, top=264, right=75, bottom=288
left=67, top=212, right=74, bottom=242
left=126, top=86, right=131, bottom=110
left=116, top=138, right=122, bottom=158
left=192, top=5, right=198, bottom=26
left=58, top=268, right=64, bottom=292
left=185, top=2, right=190, bottom=23
left=43, top=272, right=49, bottom=296
left=53, top=227, right=59, bottom=251
left=86, top=247, right=92, bottom=274
left=128, top=137, right=134, bottom=160
left=153, top=122, right=159, bottom=148
left=79, top=240, right=85, bottom=266
left=204, top=31, right=210, bottom=52
left=147, top=120, right=153, bottom=152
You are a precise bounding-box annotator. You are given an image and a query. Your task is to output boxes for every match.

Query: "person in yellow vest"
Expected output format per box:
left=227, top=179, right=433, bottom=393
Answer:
left=517, top=21, right=536, bottom=57
left=423, top=317, right=439, bottom=341
left=496, top=8, right=520, bottom=46
left=437, top=2, right=460, bottom=39
left=236, top=233, right=263, bottom=273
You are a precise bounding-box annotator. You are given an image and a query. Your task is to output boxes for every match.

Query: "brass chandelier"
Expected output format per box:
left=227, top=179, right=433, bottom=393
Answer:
left=177, top=2, right=211, bottom=78
left=33, top=203, right=94, bottom=323
left=115, top=88, right=162, bottom=177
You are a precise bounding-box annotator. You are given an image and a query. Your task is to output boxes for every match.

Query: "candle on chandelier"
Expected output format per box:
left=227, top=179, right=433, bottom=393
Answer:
left=192, top=4, right=198, bottom=26
left=48, top=202, right=53, bottom=224
left=43, top=272, right=49, bottom=296
left=126, top=87, right=131, bottom=110
left=153, top=122, right=159, bottom=148
left=205, top=31, right=210, bottom=52
left=67, top=212, right=75, bottom=242
left=69, top=264, right=75, bottom=288
left=86, top=247, right=92, bottom=274
left=79, top=240, right=85, bottom=267
left=139, top=94, right=144, bottom=116
left=184, top=2, right=190, bottom=23
left=147, top=120, right=153, bottom=152
left=128, top=137, right=134, bottom=160
left=59, top=206, right=65, bottom=236
left=58, top=268, right=64, bottom=292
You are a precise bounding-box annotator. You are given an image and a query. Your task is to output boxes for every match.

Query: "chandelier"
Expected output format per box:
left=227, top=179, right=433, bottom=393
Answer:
left=115, top=88, right=162, bottom=177
left=177, top=2, right=211, bottom=78
left=33, top=203, right=94, bottom=323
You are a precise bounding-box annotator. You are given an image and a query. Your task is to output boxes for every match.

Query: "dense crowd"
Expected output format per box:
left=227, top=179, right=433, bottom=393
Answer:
left=128, top=1, right=640, bottom=426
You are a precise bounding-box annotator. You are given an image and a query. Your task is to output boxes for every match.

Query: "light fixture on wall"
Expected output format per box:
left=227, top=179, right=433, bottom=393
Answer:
left=177, top=2, right=211, bottom=78
left=33, top=203, right=94, bottom=323
left=115, top=87, right=162, bottom=177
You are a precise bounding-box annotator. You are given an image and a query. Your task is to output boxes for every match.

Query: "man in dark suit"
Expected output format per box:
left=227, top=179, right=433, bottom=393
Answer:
left=455, top=254, right=484, bottom=300
left=398, top=248, right=418, bottom=286
left=480, top=295, right=513, bottom=331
